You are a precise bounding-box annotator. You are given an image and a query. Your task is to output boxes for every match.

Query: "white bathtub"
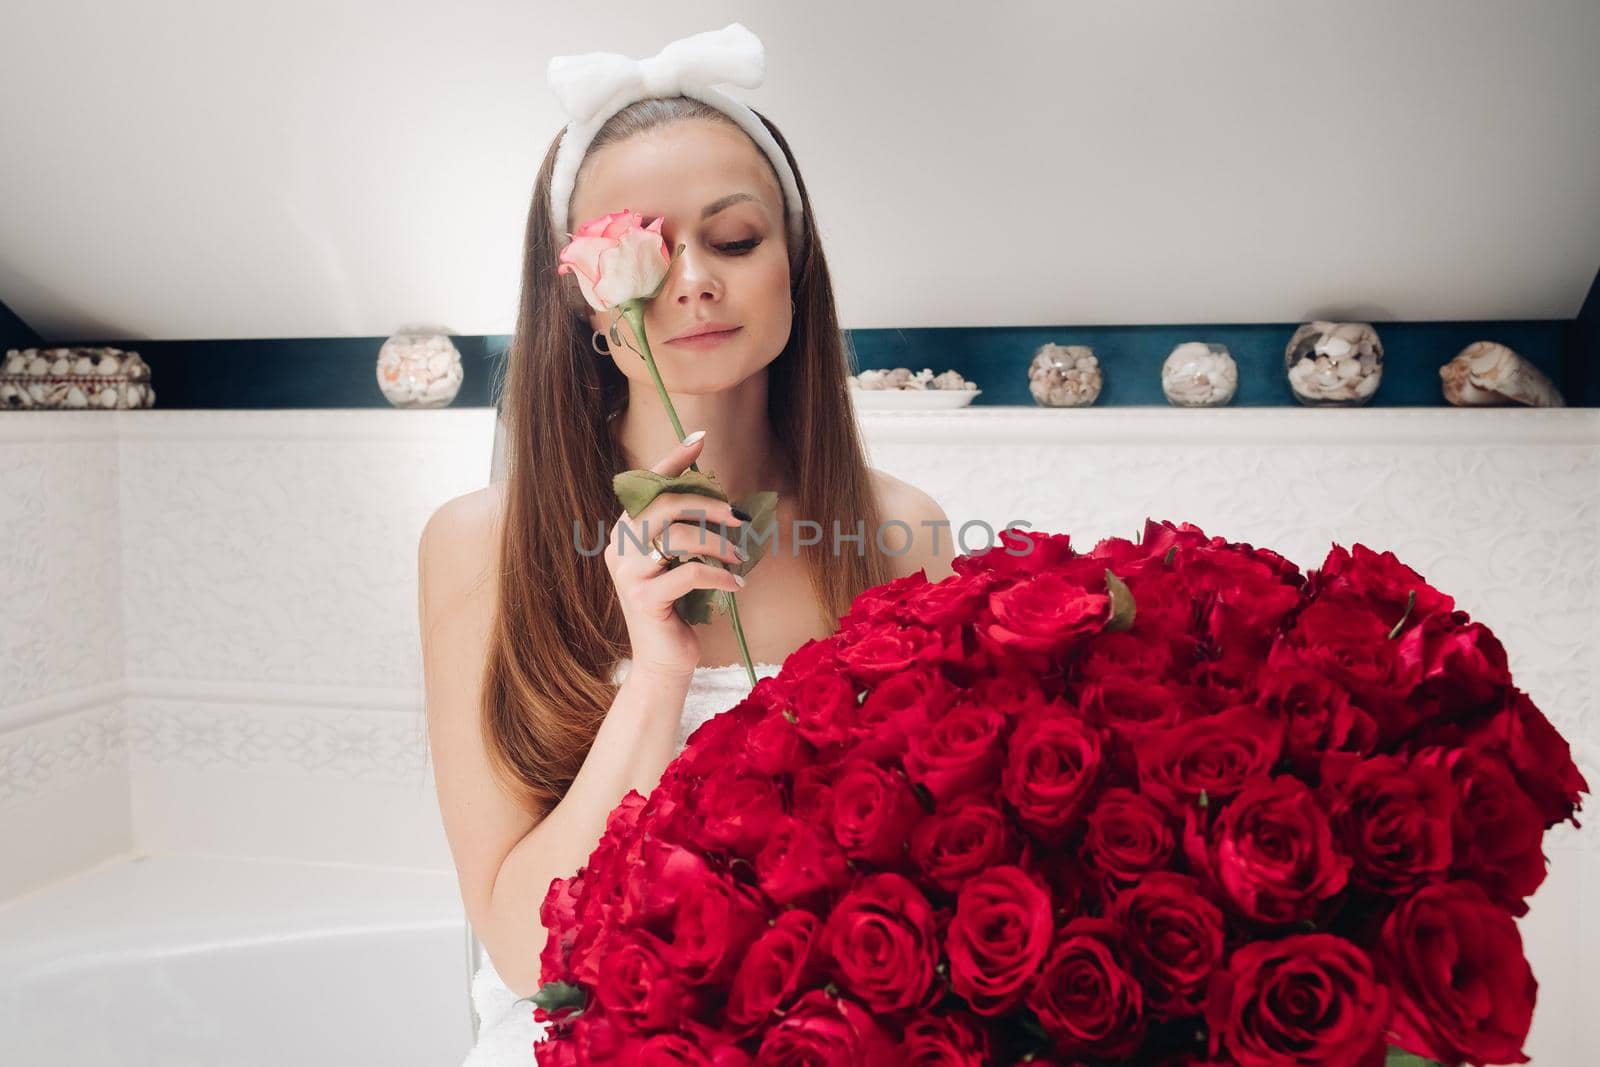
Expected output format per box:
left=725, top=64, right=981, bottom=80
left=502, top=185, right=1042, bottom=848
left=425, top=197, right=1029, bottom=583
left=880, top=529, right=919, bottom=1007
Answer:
left=0, top=852, right=473, bottom=1067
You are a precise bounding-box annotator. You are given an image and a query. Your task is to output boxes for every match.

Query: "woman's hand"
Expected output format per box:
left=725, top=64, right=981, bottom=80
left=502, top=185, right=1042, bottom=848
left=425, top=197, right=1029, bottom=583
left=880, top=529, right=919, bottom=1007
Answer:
left=604, top=430, right=747, bottom=683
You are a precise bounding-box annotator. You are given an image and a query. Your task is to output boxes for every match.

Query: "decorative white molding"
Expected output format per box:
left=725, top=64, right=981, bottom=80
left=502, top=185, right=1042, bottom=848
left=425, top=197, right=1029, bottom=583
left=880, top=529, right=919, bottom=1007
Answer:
left=854, top=406, right=1600, bottom=446
left=0, top=704, right=126, bottom=810
left=125, top=698, right=428, bottom=784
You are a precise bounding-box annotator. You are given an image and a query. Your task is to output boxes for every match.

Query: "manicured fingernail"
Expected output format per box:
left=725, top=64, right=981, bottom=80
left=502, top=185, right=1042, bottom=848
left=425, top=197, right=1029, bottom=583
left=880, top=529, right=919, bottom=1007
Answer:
left=681, top=429, right=706, bottom=445
left=731, top=506, right=753, bottom=522
left=733, top=573, right=746, bottom=587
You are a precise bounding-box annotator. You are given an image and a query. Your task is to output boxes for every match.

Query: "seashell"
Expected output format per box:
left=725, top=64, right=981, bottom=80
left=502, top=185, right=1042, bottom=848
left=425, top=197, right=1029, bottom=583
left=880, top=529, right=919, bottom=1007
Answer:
left=1028, top=343, right=1102, bottom=407
left=376, top=330, right=463, bottom=409
left=1161, top=342, right=1237, bottom=407
left=1439, top=341, right=1564, bottom=407
left=847, top=367, right=976, bottom=391
left=0, top=346, right=155, bottom=410
left=1284, top=321, right=1384, bottom=406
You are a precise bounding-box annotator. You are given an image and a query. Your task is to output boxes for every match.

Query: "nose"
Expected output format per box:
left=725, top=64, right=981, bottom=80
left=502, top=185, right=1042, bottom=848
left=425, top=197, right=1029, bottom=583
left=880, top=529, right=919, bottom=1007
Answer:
left=667, top=242, right=723, bottom=304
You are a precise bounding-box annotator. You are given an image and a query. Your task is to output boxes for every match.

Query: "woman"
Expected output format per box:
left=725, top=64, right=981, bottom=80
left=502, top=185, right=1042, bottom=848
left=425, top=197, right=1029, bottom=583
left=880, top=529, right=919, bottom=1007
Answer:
left=418, top=24, right=955, bottom=1064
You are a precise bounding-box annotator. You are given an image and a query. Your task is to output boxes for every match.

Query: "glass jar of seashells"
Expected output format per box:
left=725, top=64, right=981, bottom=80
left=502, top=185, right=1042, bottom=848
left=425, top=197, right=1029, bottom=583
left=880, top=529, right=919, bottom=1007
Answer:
left=1283, top=322, right=1383, bottom=406
left=376, top=331, right=463, bottom=408
left=1161, top=342, right=1237, bottom=407
left=1028, top=343, right=1102, bottom=407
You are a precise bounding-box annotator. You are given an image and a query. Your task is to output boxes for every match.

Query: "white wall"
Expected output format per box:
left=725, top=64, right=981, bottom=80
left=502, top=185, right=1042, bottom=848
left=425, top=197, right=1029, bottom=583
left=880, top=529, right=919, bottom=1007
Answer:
left=1, top=405, right=1597, bottom=1062
left=1, top=0, right=1597, bottom=342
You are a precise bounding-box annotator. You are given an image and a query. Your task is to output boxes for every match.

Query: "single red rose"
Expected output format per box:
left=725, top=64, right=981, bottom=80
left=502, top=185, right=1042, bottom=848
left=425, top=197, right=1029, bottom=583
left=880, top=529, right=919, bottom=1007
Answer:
left=1408, top=614, right=1512, bottom=714
left=961, top=670, right=1056, bottom=719
left=594, top=930, right=690, bottom=1034
left=902, top=1013, right=991, bottom=1066
left=977, top=571, right=1109, bottom=658
left=1187, top=775, right=1350, bottom=926
left=630, top=1024, right=754, bottom=1067
left=1076, top=629, right=1184, bottom=685
left=791, top=764, right=834, bottom=824
left=1001, top=707, right=1103, bottom=841
left=1139, top=519, right=1305, bottom=585
left=1186, top=549, right=1305, bottom=655
left=726, top=910, right=820, bottom=1033
left=1413, top=745, right=1547, bottom=915
left=744, top=708, right=814, bottom=776
left=755, top=816, right=851, bottom=907
left=840, top=571, right=936, bottom=630
left=1321, top=752, right=1455, bottom=895
left=830, top=760, right=924, bottom=864
left=909, top=796, right=1023, bottom=893
left=1081, top=788, right=1176, bottom=891
left=562, top=1009, right=626, bottom=1064
left=900, top=569, right=997, bottom=628
left=821, top=873, right=941, bottom=1015
left=621, top=837, right=717, bottom=927
left=1281, top=599, right=1425, bottom=740
left=1025, top=917, right=1145, bottom=1059
left=1305, top=542, right=1456, bottom=622
left=1256, top=659, right=1378, bottom=775
left=1107, top=566, right=1196, bottom=643
left=945, top=865, right=1053, bottom=1015
left=783, top=672, right=863, bottom=749
left=1112, top=872, right=1225, bottom=1018
left=754, top=989, right=902, bottom=1066
left=1207, top=933, right=1390, bottom=1067
left=688, top=764, right=787, bottom=859
left=845, top=668, right=953, bottom=764
left=1076, top=677, right=1196, bottom=743
left=662, top=867, right=770, bottom=986
left=903, top=701, right=1008, bottom=804
left=1136, top=705, right=1283, bottom=814
left=835, top=623, right=957, bottom=685
left=1466, top=688, right=1589, bottom=829
left=537, top=874, right=581, bottom=980
left=1377, top=880, right=1536, bottom=1066
left=1187, top=644, right=1265, bottom=711
left=951, top=526, right=1073, bottom=579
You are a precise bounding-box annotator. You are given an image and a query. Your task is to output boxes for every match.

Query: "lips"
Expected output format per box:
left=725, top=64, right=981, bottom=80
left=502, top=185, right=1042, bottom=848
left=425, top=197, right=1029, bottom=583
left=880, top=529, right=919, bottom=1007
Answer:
left=670, top=323, right=741, bottom=342
left=668, top=325, right=742, bottom=346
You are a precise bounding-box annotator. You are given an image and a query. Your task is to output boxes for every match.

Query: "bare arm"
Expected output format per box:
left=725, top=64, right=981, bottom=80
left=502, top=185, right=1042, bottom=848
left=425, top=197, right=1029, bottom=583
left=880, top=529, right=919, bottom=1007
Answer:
left=418, top=490, right=693, bottom=998
left=484, top=666, right=690, bottom=994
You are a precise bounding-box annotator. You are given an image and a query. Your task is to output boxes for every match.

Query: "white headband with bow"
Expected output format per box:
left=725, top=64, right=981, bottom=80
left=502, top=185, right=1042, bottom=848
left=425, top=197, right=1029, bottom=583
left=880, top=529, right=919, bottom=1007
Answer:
left=545, top=22, right=804, bottom=250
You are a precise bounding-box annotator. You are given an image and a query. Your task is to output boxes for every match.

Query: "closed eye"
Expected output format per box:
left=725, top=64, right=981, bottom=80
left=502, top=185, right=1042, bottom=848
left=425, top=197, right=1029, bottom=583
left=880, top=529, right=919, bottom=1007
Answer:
left=717, top=239, right=760, bottom=255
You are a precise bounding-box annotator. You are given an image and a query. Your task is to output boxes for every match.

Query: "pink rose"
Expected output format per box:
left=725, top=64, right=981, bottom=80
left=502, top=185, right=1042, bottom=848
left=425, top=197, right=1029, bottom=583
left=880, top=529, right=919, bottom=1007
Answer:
left=557, top=209, right=672, bottom=311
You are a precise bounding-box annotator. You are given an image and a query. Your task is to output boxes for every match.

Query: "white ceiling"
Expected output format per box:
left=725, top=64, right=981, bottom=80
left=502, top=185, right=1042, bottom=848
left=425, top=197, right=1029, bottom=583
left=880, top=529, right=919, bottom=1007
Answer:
left=1, top=0, right=1596, bottom=342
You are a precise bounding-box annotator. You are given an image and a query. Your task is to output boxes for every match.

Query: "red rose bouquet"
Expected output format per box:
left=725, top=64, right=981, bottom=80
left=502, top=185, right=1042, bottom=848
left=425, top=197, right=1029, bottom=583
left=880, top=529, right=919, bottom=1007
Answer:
left=530, top=520, right=1588, bottom=1066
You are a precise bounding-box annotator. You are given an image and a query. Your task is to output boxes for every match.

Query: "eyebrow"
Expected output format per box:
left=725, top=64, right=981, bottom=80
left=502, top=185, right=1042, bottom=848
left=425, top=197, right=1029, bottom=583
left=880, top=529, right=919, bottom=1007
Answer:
left=701, top=192, right=756, bottom=219
left=641, top=193, right=758, bottom=228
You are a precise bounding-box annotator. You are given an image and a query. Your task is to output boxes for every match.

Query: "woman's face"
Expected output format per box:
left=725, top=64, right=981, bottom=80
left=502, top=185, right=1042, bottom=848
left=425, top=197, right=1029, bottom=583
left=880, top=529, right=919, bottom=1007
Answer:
left=568, top=118, right=793, bottom=394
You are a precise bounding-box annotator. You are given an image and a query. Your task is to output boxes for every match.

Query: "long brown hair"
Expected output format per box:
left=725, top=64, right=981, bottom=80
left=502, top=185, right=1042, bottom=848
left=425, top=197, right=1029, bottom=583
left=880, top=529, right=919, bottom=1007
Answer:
left=482, top=96, right=898, bottom=814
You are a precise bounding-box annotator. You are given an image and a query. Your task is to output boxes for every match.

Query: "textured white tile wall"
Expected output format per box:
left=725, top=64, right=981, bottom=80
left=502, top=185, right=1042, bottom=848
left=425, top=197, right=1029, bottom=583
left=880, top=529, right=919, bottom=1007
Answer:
left=1, top=405, right=1596, bottom=1062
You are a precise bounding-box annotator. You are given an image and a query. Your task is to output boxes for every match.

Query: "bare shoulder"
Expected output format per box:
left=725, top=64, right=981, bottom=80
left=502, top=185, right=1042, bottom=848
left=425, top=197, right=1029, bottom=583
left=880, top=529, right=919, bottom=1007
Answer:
left=418, top=482, right=506, bottom=601
left=417, top=480, right=541, bottom=945
left=868, top=467, right=957, bottom=582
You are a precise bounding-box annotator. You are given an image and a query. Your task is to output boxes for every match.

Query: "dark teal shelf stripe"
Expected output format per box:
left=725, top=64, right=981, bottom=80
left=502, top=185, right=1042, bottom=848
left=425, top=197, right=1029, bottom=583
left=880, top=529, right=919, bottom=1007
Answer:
left=8, top=316, right=1588, bottom=408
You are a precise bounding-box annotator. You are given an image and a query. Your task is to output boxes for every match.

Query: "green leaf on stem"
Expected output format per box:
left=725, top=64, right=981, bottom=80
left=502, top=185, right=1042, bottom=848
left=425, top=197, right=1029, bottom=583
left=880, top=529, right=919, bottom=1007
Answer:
left=1104, top=569, right=1136, bottom=632
left=1387, top=589, right=1418, bottom=640
left=611, top=469, right=780, bottom=627
left=1384, top=1048, right=1453, bottom=1067
left=612, top=468, right=730, bottom=517
left=529, top=980, right=586, bottom=1013
left=674, top=488, right=779, bottom=626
